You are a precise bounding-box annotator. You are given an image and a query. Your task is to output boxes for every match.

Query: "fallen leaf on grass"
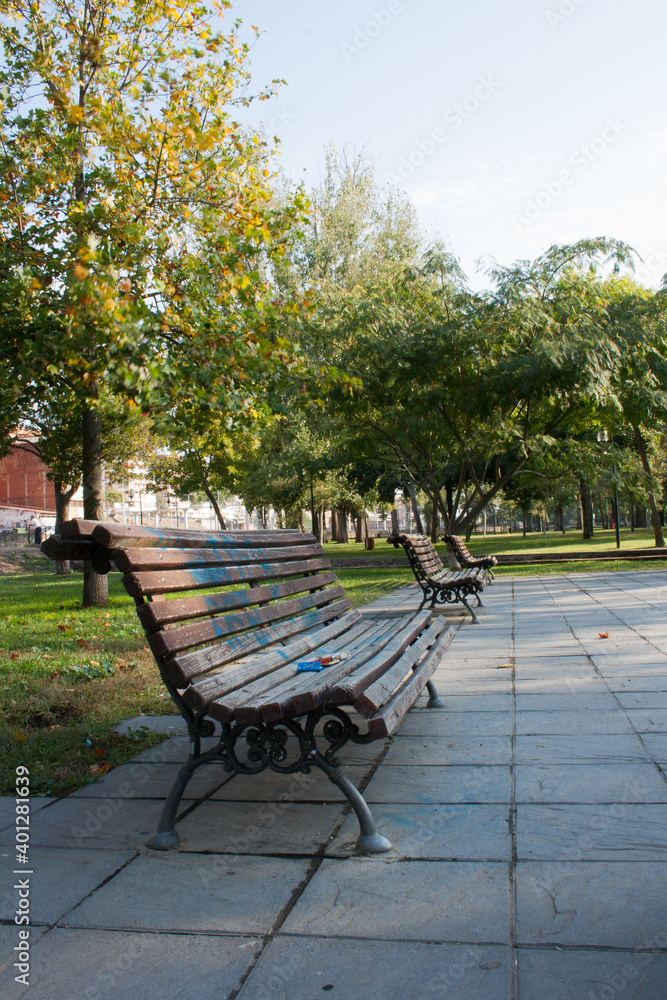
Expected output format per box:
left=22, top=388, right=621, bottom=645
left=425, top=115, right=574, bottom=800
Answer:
left=88, top=761, right=111, bottom=774
left=57, top=624, right=70, bottom=631
left=10, top=652, right=20, bottom=660
left=599, top=632, right=609, bottom=639
left=13, top=730, right=26, bottom=742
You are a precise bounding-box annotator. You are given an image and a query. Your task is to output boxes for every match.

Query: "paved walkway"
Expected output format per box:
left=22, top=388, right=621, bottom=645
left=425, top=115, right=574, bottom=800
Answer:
left=2, top=572, right=667, bottom=999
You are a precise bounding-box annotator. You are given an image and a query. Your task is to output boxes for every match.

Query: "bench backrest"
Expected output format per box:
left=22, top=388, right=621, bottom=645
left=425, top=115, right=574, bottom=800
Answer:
left=76, top=522, right=353, bottom=691
left=444, top=534, right=472, bottom=562
left=387, top=532, right=445, bottom=580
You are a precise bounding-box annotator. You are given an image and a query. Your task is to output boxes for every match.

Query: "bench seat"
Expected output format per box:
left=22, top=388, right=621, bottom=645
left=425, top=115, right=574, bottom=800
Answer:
left=44, top=520, right=455, bottom=854
left=387, top=532, right=489, bottom=623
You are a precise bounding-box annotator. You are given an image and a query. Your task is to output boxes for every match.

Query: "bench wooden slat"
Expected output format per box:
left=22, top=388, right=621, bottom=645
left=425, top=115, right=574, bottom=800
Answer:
left=122, top=557, right=332, bottom=598
left=257, top=615, right=431, bottom=723
left=136, top=572, right=338, bottom=629
left=59, top=519, right=100, bottom=539
left=353, top=620, right=452, bottom=718
left=185, top=616, right=374, bottom=715
left=327, top=613, right=436, bottom=707
left=367, top=638, right=449, bottom=739
left=148, top=585, right=346, bottom=658
left=196, top=613, right=370, bottom=721
left=232, top=620, right=407, bottom=725
left=165, top=599, right=353, bottom=684
left=92, top=522, right=312, bottom=549
left=114, top=543, right=325, bottom=573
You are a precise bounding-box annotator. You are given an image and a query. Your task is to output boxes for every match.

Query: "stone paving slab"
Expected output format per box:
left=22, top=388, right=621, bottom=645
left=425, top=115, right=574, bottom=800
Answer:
left=209, top=765, right=371, bottom=802
left=515, top=692, right=620, bottom=711
left=517, top=948, right=667, bottom=1000
left=385, top=735, right=512, bottom=765
left=363, top=764, right=510, bottom=803
left=516, top=861, right=667, bottom=948
left=420, top=692, right=512, bottom=712
left=515, top=735, right=652, bottom=765
left=0, top=797, right=55, bottom=835
left=326, top=803, right=509, bottom=860
left=68, top=761, right=234, bottom=800
left=516, top=803, right=667, bottom=860
left=617, top=691, right=667, bottom=709
left=0, top=847, right=134, bottom=925
left=396, top=710, right=512, bottom=737
left=514, top=763, right=667, bottom=803
left=0, top=796, right=164, bottom=850
left=625, top=709, right=667, bottom=732
left=639, top=733, right=667, bottom=763
left=5, top=928, right=261, bottom=1000
left=515, top=710, right=633, bottom=735
left=64, top=854, right=311, bottom=934
left=176, top=800, right=344, bottom=855
left=237, top=936, right=508, bottom=1000
left=0, top=926, right=47, bottom=986
left=282, top=858, right=508, bottom=942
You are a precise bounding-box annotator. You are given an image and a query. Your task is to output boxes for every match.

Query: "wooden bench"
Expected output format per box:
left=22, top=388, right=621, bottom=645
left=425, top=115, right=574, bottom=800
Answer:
left=387, top=532, right=488, bottom=623
left=43, top=520, right=455, bottom=854
left=443, top=533, right=498, bottom=579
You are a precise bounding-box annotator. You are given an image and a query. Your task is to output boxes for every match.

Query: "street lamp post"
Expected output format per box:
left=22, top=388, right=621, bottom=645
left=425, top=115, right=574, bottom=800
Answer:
left=597, top=430, right=621, bottom=550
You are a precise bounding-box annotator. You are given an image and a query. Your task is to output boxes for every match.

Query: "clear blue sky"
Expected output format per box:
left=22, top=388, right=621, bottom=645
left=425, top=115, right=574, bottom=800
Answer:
left=233, top=0, right=667, bottom=290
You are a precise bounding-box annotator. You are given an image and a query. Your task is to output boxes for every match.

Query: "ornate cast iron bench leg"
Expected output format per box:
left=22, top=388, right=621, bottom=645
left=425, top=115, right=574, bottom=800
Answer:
left=426, top=679, right=444, bottom=707
left=460, top=594, right=480, bottom=624
left=312, top=751, right=391, bottom=854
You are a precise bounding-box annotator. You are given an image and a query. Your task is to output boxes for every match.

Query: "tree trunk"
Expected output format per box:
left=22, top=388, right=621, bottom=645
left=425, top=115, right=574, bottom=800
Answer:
left=390, top=508, right=400, bottom=536
left=555, top=502, right=564, bottom=533
left=632, top=423, right=665, bottom=547
left=318, top=505, right=327, bottom=543
left=580, top=481, right=594, bottom=539
left=430, top=510, right=438, bottom=543
left=54, top=481, right=77, bottom=575
left=406, top=480, right=424, bottom=534
left=598, top=503, right=607, bottom=531
left=201, top=482, right=227, bottom=529
left=332, top=509, right=348, bottom=543
left=634, top=505, right=647, bottom=528
left=354, top=514, right=368, bottom=543
left=81, top=401, right=108, bottom=607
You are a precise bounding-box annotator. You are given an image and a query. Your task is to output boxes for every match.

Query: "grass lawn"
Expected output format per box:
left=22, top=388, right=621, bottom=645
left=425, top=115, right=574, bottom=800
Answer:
left=326, top=526, right=661, bottom=559
left=0, top=570, right=171, bottom=796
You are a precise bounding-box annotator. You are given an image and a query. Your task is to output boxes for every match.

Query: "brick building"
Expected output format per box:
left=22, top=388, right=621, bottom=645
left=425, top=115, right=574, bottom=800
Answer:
left=0, top=441, right=56, bottom=514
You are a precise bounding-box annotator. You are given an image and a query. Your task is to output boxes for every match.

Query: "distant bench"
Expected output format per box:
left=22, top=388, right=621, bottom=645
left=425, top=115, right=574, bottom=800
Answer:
left=387, top=532, right=489, bottom=624
left=443, top=533, right=498, bottom=579
left=44, top=521, right=454, bottom=854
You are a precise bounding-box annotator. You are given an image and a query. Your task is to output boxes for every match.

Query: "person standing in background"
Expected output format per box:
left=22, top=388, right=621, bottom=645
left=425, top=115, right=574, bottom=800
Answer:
left=30, top=513, right=42, bottom=545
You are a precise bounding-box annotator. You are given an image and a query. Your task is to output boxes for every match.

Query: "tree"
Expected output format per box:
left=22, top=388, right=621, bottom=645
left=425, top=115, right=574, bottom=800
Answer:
left=605, top=279, right=667, bottom=546
left=0, top=0, right=306, bottom=603
left=318, top=238, right=635, bottom=535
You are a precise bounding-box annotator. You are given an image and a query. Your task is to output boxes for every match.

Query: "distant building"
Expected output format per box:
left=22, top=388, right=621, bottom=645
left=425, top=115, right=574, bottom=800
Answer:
left=0, top=440, right=55, bottom=514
